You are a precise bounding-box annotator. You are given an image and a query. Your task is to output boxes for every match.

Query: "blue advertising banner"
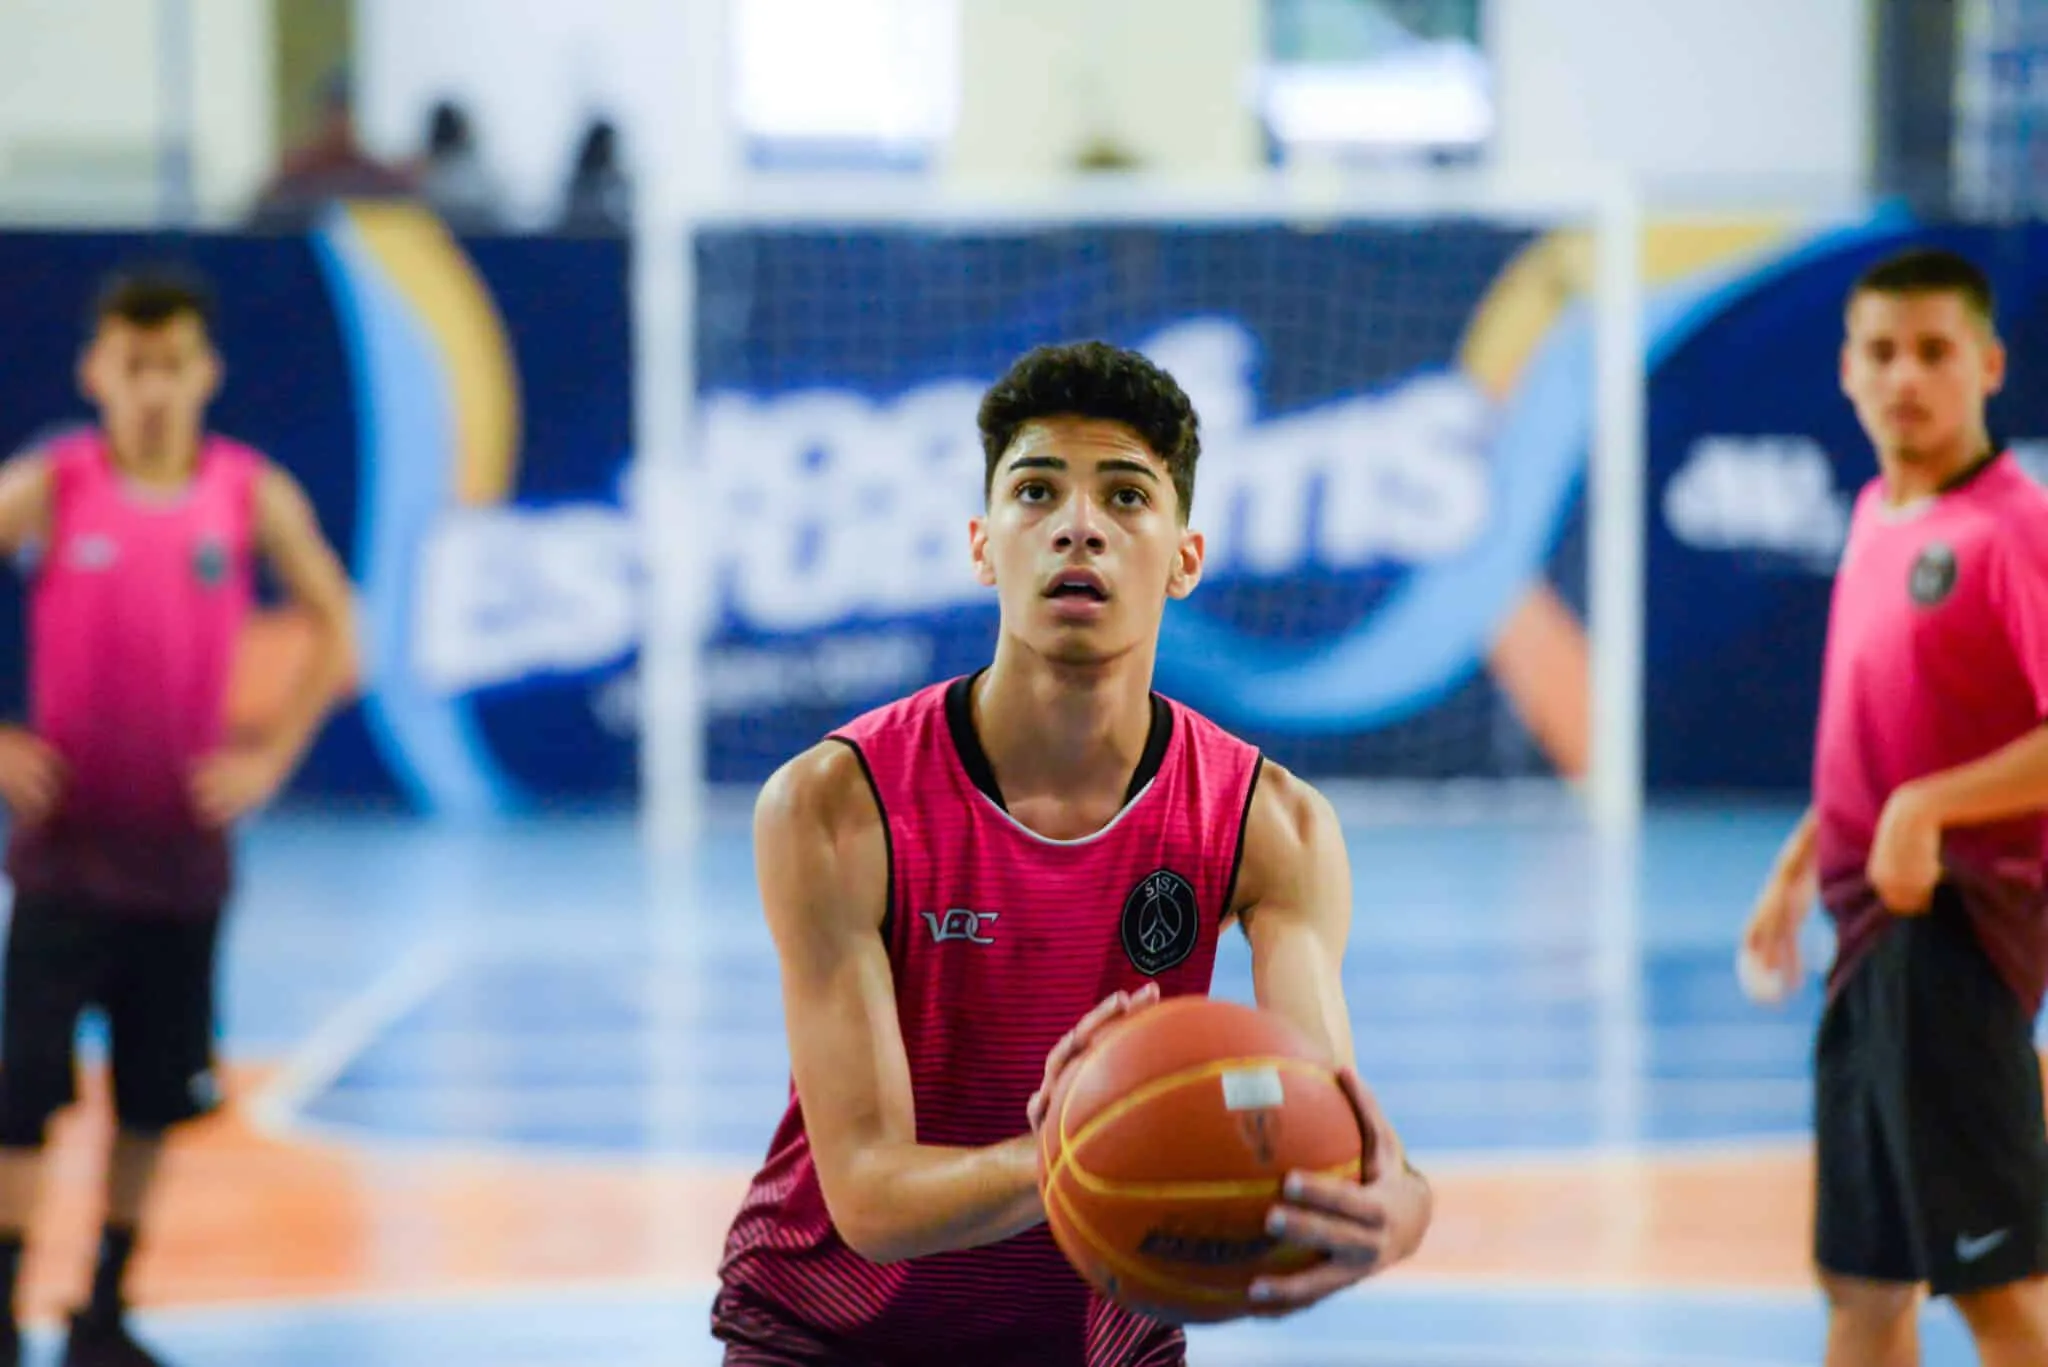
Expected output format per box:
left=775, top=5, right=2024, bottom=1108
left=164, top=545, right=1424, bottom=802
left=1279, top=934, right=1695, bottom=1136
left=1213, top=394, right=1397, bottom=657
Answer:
left=693, top=222, right=1603, bottom=786
left=0, top=208, right=637, bottom=816
left=3, top=210, right=2035, bottom=813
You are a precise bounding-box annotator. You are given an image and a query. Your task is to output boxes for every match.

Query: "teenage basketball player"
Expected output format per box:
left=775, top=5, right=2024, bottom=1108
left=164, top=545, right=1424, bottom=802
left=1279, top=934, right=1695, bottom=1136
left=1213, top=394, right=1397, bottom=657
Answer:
left=0, top=267, right=356, bottom=1366
left=713, top=341, right=1434, bottom=1365
left=1742, top=248, right=2048, bottom=1366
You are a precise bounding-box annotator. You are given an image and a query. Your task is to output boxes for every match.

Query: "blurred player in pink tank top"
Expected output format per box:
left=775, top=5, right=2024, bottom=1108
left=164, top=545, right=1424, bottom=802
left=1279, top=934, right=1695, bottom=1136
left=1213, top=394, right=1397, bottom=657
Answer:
left=1741, top=249, right=2048, bottom=1366
left=0, top=268, right=356, bottom=1367
left=712, top=341, right=1434, bottom=1366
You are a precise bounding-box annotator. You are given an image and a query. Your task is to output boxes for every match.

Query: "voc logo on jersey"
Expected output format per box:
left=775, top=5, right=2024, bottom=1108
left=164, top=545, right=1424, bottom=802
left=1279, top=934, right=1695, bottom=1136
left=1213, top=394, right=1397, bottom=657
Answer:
left=922, top=908, right=998, bottom=945
left=1121, top=869, right=1199, bottom=976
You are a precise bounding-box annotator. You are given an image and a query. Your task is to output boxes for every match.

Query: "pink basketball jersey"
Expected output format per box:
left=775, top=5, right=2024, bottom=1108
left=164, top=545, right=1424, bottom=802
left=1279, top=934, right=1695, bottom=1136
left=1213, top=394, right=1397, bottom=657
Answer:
left=6, top=429, right=262, bottom=913
left=1814, top=452, right=2048, bottom=1009
left=717, top=674, right=1263, bottom=1367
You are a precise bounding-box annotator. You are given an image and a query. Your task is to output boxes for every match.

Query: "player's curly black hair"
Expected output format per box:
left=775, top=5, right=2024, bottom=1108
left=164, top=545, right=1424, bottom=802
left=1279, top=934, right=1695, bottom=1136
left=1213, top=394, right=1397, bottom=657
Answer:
left=977, top=340, right=1201, bottom=521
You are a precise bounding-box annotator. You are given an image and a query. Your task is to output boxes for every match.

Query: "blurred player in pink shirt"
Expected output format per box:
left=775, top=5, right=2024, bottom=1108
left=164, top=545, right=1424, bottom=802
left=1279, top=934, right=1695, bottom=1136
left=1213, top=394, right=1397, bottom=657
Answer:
left=1743, top=248, right=2048, bottom=1366
left=0, top=267, right=355, bottom=1367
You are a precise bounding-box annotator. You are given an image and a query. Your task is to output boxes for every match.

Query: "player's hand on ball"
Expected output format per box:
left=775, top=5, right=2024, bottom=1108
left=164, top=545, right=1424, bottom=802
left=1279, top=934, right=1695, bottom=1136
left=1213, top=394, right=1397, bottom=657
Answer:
left=0, top=727, right=63, bottom=825
left=1249, top=1068, right=1430, bottom=1315
left=1026, top=982, right=1161, bottom=1134
left=190, top=742, right=293, bottom=827
left=1867, top=782, right=1942, bottom=915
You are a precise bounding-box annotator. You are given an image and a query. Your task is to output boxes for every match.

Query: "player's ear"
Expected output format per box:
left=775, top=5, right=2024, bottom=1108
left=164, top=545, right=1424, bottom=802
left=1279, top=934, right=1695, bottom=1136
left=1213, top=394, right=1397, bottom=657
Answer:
left=1982, top=332, right=2007, bottom=399
left=198, top=344, right=224, bottom=403
left=1166, top=527, right=1203, bottom=600
left=969, top=515, right=996, bottom=588
left=76, top=338, right=104, bottom=405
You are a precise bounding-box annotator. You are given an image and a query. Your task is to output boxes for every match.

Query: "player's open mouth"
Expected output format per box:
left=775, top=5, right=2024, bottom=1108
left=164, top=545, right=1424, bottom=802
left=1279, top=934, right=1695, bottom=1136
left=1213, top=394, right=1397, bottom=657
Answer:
left=1045, top=570, right=1109, bottom=602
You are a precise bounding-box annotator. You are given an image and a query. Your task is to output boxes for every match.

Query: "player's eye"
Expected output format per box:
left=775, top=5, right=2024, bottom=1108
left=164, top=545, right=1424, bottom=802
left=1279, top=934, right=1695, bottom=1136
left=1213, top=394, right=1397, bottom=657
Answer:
left=1015, top=480, right=1051, bottom=503
left=1110, top=486, right=1149, bottom=509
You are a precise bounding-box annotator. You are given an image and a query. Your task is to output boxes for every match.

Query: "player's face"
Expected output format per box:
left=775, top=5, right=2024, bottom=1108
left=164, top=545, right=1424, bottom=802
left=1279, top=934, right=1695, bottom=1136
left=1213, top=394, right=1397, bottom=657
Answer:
left=80, top=314, right=221, bottom=460
left=1840, top=291, right=2003, bottom=464
left=970, top=417, right=1203, bottom=668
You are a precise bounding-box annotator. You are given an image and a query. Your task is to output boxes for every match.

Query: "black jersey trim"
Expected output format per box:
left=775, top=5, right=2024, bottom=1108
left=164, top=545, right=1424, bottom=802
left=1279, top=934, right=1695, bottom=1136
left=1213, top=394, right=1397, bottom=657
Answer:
left=1219, top=754, right=1265, bottom=925
left=944, top=669, right=1173, bottom=812
left=944, top=673, right=1003, bottom=809
left=1937, top=446, right=2003, bottom=495
left=1125, top=692, right=1174, bottom=805
left=825, top=735, right=895, bottom=951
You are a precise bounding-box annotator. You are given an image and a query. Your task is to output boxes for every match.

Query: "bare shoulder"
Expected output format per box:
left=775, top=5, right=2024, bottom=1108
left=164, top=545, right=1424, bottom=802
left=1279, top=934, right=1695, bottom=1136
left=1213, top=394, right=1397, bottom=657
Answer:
left=756, top=738, right=887, bottom=845
left=1230, top=758, right=1345, bottom=922
left=253, top=459, right=318, bottom=532
left=754, top=738, right=890, bottom=941
left=1245, top=758, right=1339, bottom=854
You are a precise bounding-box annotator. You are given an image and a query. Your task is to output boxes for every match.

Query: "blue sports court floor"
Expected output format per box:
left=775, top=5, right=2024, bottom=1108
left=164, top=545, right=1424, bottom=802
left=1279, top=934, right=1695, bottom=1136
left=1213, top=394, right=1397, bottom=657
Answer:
left=0, top=800, right=2005, bottom=1365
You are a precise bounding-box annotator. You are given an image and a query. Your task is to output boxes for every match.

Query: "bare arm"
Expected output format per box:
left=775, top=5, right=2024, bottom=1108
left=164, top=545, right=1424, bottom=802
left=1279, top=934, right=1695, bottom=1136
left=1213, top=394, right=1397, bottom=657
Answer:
left=1913, top=731, right=2048, bottom=828
left=759, top=741, right=1042, bottom=1264
left=1229, top=761, right=1431, bottom=1304
left=1233, top=763, right=1358, bottom=1071
left=0, top=453, right=52, bottom=559
left=250, top=462, right=357, bottom=763
left=1772, top=805, right=1818, bottom=883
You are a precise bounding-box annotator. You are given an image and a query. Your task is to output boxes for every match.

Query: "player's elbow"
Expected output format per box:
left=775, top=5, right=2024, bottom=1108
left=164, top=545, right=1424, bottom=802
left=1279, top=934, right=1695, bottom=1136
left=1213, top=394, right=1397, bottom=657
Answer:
left=818, top=1175, right=919, bottom=1265
left=839, top=1216, right=918, bottom=1266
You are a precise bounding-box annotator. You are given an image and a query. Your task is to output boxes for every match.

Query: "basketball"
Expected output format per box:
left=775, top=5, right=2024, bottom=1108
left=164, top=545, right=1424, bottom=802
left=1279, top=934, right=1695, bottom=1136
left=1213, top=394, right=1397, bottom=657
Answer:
left=1038, top=995, right=1372, bottom=1324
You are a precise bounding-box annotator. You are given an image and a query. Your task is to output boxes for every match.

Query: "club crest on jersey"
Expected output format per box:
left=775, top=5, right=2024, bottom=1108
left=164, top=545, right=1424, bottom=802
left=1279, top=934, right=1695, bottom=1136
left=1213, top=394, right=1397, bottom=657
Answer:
left=192, top=537, right=229, bottom=586
left=1120, top=869, right=1199, bottom=976
left=1908, top=540, right=1957, bottom=607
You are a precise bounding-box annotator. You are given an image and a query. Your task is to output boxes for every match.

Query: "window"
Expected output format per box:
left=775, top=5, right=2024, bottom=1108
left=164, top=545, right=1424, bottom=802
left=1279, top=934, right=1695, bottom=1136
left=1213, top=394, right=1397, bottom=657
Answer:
left=733, top=0, right=960, bottom=169
left=1257, top=0, right=1492, bottom=162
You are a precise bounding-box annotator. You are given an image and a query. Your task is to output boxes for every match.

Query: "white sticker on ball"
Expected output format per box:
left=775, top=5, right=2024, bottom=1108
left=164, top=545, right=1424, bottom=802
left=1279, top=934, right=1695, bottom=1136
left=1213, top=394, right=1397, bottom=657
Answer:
left=1220, top=1066, right=1284, bottom=1111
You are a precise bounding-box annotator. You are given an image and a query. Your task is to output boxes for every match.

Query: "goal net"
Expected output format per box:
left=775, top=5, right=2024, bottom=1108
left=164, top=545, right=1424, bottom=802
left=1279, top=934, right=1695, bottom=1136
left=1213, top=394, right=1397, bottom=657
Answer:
left=644, top=181, right=1644, bottom=837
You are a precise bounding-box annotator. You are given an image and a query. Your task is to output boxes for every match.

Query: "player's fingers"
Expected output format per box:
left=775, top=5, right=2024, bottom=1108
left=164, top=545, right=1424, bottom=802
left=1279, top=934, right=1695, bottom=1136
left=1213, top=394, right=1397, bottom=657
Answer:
left=1274, top=1170, right=1386, bottom=1225
left=1331, top=1069, right=1393, bottom=1181
left=1246, top=1256, right=1372, bottom=1314
left=1266, top=1202, right=1385, bottom=1260
left=1071, top=984, right=1155, bottom=1045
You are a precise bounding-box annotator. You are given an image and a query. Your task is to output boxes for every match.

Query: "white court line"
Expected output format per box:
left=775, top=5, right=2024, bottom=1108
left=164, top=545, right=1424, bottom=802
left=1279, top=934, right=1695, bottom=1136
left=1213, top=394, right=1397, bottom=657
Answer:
left=244, top=938, right=463, bottom=1138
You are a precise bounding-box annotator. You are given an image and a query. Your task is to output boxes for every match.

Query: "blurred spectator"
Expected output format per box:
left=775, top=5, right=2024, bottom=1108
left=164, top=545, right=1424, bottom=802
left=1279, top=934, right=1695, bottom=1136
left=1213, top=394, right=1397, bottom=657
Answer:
left=415, top=100, right=507, bottom=232
left=556, top=117, right=633, bottom=236
left=248, top=68, right=416, bottom=230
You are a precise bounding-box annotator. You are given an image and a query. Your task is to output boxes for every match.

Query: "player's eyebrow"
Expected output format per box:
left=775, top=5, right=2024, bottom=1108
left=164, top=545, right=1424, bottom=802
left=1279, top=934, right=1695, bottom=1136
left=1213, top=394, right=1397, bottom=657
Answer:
left=1096, top=458, right=1160, bottom=484
left=1003, top=454, right=1160, bottom=483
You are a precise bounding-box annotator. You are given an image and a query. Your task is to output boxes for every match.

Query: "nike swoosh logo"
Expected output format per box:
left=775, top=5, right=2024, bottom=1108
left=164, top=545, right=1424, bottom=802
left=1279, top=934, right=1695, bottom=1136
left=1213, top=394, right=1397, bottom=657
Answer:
left=1956, top=1230, right=2010, bottom=1262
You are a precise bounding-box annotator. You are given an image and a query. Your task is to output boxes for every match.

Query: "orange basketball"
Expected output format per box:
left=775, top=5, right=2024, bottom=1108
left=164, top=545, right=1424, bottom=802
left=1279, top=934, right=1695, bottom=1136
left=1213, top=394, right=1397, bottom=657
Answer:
left=1037, top=995, right=1371, bottom=1324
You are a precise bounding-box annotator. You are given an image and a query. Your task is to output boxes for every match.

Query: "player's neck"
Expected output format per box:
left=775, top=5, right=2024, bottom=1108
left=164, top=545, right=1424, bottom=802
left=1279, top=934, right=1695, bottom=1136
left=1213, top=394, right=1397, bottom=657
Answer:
left=971, top=644, right=1156, bottom=806
left=1876, top=427, right=1995, bottom=508
left=107, top=430, right=203, bottom=492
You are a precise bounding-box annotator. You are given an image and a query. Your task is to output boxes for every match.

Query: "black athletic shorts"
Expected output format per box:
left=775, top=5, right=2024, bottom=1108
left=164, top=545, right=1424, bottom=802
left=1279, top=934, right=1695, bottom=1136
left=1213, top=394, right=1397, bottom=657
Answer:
left=1814, top=883, right=2048, bottom=1297
left=0, top=891, right=225, bottom=1138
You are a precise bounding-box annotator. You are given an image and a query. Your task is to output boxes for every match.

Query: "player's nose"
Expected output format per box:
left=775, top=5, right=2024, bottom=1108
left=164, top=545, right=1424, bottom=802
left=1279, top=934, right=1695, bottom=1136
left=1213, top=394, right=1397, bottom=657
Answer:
left=1049, top=489, right=1107, bottom=554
